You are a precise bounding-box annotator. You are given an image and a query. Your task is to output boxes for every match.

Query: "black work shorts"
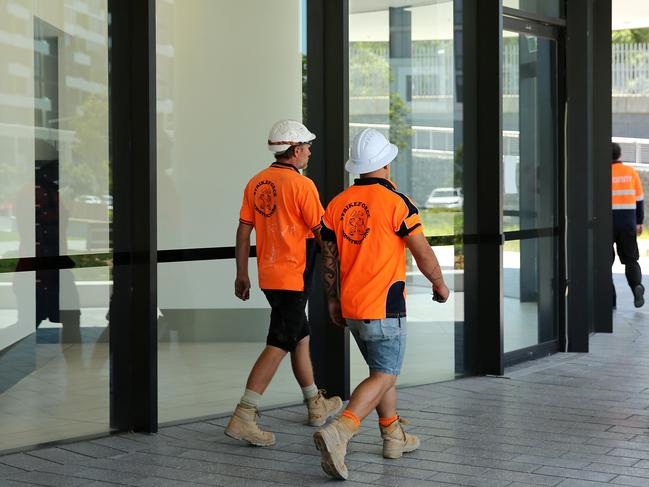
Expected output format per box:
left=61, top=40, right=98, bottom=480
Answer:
left=262, top=289, right=310, bottom=352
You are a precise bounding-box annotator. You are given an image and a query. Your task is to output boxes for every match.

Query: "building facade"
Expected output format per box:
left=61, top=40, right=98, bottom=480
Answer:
left=0, top=0, right=613, bottom=452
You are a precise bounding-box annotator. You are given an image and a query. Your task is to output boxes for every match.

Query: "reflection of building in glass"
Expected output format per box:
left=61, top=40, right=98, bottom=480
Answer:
left=0, top=2, right=110, bottom=259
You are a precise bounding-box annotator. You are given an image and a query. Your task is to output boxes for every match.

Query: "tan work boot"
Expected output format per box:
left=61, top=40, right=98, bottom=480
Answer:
left=305, top=390, right=343, bottom=427
left=380, top=417, right=420, bottom=459
left=224, top=403, right=275, bottom=447
left=313, top=418, right=356, bottom=480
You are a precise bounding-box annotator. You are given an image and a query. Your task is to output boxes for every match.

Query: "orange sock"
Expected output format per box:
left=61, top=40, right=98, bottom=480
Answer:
left=340, top=409, right=361, bottom=430
left=379, top=415, right=399, bottom=427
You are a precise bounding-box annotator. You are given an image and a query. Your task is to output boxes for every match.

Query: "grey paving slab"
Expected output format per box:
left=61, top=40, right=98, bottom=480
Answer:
left=194, top=472, right=276, bottom=487
left=609, top=475, right=649, bottom=486
left=586, top=462, right=649, bottom=477
left=0, top=453, right=62, bottom=471
left=35, top=464, right=146, bottom=484
left=4, top=470, right=89, bottom=486
left=27, top=447, right=100, bottom=465
left=430, top=472, right=512, bottom=487
left=369, top=476, right=457, bottom=487
left=0, top=462, right=26, bottom=478
left=59, top=441, right=131, bottom=459
left=0, top=481, right=41, bottom=487
left=555, top=480, right=615, bottom=487
left=532, top=466, right=616, bottom=483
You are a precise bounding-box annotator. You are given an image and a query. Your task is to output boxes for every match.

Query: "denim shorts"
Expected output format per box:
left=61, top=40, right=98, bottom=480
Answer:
left=347, top=317, right=407, bottom=376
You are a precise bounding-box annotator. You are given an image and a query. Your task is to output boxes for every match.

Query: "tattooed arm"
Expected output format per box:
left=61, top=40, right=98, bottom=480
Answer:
left=322, top=240, right=346, bottom=327
left=404, top=232, right=449, bottom=303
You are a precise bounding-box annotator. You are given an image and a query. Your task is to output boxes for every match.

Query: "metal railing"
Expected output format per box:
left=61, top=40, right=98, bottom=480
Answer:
left=613, top=43, right=649, bottom=95
left=350, top=122, right=649, bottom=168
left=612, top=136, right=649, bottom=165
left=351, top=42, right=649, bottom=96
left=349, top=122, right=519, bottom=157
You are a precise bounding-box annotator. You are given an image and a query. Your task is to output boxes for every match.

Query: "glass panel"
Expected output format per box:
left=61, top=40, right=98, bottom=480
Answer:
left=503, top=0, right=562, bottom=18
left=502, top=31, right=559, bottom=351
left=0, top=1, right=111, bottom=451
left=0, top=266, right=110, bottom=451
left=349, top=0, right=462, bottom=388
left=156, top=0, right=306, bottom=420
left=504, top=237, right=558, bottom=352
left=503, top=33, right=558, bottom=233
left=157, top=259, right=303, bottom=422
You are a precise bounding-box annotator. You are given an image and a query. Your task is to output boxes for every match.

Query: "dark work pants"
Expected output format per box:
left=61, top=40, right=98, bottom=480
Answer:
left=612, top=227, right=643, bottom=304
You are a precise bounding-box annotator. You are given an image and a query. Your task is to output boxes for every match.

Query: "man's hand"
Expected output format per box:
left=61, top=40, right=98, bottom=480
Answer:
left=638, top=224, right=644, bottom=236
left=327, top=297, right=347, bottom=328
left=235, top=275, right=251, bottom=300
left=432, top=282, right=450, bottom=303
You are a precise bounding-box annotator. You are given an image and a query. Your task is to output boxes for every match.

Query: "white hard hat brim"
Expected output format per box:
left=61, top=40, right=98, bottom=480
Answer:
left=345, top=143, right=398, bottom=174
left=267, top=131, right=316, bottom=153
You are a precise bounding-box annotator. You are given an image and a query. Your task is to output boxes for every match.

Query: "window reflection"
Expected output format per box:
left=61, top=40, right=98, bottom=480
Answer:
left=0, top=1, right=111, bottom=451
left=349, top=0, right=462, bottom=386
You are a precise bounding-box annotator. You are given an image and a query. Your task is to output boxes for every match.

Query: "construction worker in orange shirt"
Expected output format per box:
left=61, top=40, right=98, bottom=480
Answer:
left=313, top=128, right=449, bottom=479
left=611, top=142, right=644, bottom=308
left=225, top=120, right=342, bottom=446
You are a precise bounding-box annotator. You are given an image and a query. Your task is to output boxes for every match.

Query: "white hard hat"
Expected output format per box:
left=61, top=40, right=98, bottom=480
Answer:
left=345, top=128, right=398, bottom=174
left=267, top=119, right=316, bottom=154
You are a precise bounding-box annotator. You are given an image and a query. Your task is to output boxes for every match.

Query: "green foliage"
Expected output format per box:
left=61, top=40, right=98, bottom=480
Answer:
left=389, top=91, right=413, bottom=151
left=612, top=28, right=649, bottom=44
left=349, top=42, right=389, bottom=97
left=65, top=94, right=110, bottom=197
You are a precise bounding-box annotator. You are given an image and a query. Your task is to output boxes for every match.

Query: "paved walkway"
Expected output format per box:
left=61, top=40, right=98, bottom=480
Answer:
left=1, top=275, right=649, bottom=486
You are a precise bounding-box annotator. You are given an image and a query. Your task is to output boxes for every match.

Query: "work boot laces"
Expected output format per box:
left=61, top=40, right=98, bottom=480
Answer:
left=384, top=415, right=410, bottom=441
left=307, top=389, right=328, bottom=405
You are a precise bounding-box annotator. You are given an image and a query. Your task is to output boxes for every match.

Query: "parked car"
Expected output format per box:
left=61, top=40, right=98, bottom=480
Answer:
left=75, top=194, right=102, bottom=204
left=424, top=187, right=463, bottom=209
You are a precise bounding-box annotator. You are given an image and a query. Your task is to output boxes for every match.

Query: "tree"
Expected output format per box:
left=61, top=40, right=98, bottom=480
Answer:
left=612, top=28, right=649, bottom=44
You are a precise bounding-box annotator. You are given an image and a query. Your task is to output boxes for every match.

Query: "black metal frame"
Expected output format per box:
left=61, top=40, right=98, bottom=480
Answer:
left=502, top=6, right=566, bottom=27
left=500, top=9, right=565, bottom=362
left=591, top=0, right=613, bottom=333
left=564, top=0, right=613, bottom=349
left=462, top=0, right=504, bottom=376
left=504, top=340, right=560, bottom=367
left=108, top=0, right=158, bottom=433
left=305, top=0, right=350, bottom=400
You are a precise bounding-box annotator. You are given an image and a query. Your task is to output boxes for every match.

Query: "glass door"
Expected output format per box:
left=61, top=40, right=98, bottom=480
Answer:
left=502, top=22, right=561, bottom=355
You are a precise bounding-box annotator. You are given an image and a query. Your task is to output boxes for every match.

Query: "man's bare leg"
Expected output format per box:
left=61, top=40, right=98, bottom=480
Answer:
left=291, top=335, right=343, bottom=426
left=345, top=371, right=397, bottom=420
left=290, top=335, right=315, bottom=387
left=225, top=345, right=287, bottom=447
left=375, top=384, right=397, bottom=419
left=245, top=345, right=287, bottom=394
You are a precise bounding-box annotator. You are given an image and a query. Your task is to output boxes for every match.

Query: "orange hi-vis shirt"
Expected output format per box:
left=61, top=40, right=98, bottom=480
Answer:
left=612, top=161, right=644, bottom=230
left=239, top=162, right=324, bottom=291
left=321, top=178, right=424, bottom=320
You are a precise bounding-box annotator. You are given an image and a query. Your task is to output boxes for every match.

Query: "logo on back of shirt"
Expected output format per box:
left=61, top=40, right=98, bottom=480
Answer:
left=254, top=180, right=277, bottom=217
left=341, top=201, right=370, bottom=244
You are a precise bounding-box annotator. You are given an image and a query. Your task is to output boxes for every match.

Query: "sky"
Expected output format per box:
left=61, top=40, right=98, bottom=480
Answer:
left=613, top=0, right=649, bottom=30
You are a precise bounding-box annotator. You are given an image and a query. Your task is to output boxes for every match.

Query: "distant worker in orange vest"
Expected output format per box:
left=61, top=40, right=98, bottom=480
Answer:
left=225, top=120, right=342, bottom=447
left=611, top=142, right=644, bottom=308
left=313, top=128, right=449, bottom=479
